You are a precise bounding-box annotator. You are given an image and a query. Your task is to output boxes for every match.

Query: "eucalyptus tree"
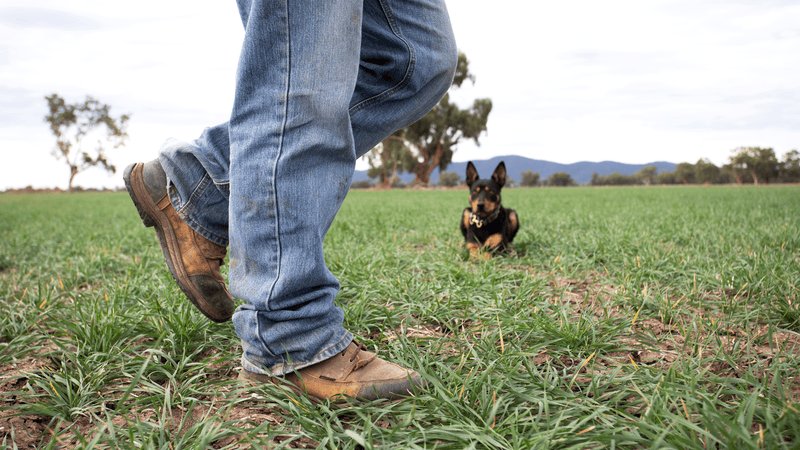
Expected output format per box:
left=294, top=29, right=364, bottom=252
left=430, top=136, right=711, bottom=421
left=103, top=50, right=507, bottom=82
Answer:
left=44, top=93, right=130, bottom=190
left=729, top=146, right=779, bottom=185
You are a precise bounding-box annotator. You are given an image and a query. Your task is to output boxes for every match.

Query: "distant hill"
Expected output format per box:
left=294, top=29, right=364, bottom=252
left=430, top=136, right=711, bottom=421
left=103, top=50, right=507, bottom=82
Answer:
left=352, top=155, right=677, bottom=186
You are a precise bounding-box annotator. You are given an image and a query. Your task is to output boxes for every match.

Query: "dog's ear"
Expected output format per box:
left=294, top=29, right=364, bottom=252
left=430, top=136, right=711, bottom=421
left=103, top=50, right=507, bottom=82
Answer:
left=492, top=161, right=507, bottom=187
left=466, top=161, right=479, bottom=186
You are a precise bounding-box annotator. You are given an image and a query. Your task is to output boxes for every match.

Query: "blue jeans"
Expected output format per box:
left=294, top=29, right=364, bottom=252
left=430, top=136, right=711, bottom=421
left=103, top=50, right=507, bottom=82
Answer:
left=158, top=0, right=456, bottom=376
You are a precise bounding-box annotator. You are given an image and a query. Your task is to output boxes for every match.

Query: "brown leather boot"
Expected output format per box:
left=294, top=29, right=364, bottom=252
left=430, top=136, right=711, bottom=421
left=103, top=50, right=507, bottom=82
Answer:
left=239, top=341, right=427, bottom=401
left=123, top=160, right=235, bottom=322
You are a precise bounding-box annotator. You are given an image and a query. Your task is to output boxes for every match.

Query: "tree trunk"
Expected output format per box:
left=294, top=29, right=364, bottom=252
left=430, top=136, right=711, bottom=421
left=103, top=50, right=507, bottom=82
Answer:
left=749, top=170, right=759, bottom=185
left=378, top=162, right=399, bottom=189
left=68, top=166, right=78, bottom=191
left=414, top=165, right=433, bottom=186
left=413, top=142, right=445, bottom=187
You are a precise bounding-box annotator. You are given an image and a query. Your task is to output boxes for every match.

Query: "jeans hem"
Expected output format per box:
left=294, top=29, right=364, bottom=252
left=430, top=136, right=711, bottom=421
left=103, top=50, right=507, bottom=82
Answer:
left=167, top=175, right=230, bottom=247
left=240, top=331, right=354, bottom=377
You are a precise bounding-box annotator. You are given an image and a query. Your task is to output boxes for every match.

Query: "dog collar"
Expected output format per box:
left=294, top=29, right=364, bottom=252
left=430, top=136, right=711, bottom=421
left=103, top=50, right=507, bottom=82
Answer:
left=470, top=208, right=501, bottom=229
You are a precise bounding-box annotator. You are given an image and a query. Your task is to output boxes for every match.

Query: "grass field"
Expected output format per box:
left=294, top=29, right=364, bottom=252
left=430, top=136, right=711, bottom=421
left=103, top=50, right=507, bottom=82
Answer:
left=1, top=185, right=799, bottom=449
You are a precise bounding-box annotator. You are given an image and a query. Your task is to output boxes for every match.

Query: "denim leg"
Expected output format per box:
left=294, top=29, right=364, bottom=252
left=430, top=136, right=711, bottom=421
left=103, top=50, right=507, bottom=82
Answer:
left=158, top=0, right=456, bottom=376
left=228, top=0, right=363, bottom=376
left=350, top=0, right=457, bottom=156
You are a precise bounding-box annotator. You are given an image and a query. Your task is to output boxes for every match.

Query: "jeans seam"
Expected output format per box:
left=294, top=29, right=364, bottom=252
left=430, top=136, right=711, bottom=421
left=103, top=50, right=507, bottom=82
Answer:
left=348, top=0, right=416, bottom=116
left=266, top=0, right=291, bottom=312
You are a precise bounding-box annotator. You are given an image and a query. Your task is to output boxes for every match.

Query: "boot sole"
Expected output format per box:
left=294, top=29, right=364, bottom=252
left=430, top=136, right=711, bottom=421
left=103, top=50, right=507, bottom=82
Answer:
left=123, top=163, right=232, bottom=323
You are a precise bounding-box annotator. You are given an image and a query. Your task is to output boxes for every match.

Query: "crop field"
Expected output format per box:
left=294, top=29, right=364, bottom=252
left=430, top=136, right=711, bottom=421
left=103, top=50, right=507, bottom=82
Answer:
left=1, top=185, right=799, bottom=449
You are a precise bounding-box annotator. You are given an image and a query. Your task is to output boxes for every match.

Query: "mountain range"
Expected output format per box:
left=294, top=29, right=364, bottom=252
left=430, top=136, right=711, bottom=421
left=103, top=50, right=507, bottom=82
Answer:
left=352, top=155, right=677, bottom=186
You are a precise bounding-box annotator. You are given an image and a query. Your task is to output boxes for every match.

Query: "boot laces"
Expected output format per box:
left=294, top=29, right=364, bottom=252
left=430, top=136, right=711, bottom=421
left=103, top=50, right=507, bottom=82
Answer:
left=344, top=341, right=373, bottom=370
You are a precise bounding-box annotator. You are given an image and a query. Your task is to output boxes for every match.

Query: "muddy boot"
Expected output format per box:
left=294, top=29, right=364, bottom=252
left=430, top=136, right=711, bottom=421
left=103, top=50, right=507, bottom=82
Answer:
left=239, top=341, right=427, bottom=401
left=123, top=160, right=235, bottom=322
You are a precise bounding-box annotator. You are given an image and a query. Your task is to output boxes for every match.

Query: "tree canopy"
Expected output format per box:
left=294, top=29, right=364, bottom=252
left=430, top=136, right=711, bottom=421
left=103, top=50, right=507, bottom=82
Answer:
left=520, top=170, right=540, bottom=187
left=694, top=158, right=721, bottom=185
left=437, top=171, right=461, bottom=187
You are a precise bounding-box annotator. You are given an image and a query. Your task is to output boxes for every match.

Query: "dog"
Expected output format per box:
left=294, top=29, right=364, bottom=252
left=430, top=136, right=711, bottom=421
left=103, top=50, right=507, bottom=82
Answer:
left=460, top=161, right=519, bottom=255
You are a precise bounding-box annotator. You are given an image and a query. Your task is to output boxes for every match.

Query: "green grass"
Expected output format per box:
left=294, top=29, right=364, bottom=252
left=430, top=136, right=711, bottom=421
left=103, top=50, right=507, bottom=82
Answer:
left=1, top=185, right=798, bottom=449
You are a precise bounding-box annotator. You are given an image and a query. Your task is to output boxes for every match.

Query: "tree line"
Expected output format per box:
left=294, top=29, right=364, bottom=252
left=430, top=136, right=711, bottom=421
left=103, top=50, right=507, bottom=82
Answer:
left=353, top=147, right=800, bottom=190
left=587, top=147, right=798, bottom=187
left=509, top=147, right=799, bottom=188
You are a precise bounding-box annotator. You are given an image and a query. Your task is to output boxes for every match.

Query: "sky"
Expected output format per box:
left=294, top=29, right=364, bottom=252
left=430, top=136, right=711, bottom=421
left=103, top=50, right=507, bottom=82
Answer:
left=1, top=0, right=799, bottom=190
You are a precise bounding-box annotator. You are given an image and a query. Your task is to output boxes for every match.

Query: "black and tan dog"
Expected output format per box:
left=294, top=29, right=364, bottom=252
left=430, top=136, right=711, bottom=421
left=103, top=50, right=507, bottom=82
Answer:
left=460, top=161, right=519, bottom=255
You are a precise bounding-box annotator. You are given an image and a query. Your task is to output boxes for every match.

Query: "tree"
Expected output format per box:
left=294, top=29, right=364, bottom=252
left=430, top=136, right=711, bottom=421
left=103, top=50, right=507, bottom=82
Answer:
left=367, top=52, right=492, bottom=187
left=722, top=162, right=750, bottom=185
left=546, top=172, right=575, bottom=187
left=778, top=149, right=800, bottom=183
left=729, top=146, right=779, bottom=185
left=694, top=158, right=720, bottom=185
left=366, top=135, right=415, bottom=189
left=673, top=162, right=695, bottom=184
left=655, top=170, right=677, bottom=185
left=634, top=165, right=658, bottom=186
left=44, top=94, right=130, bottom=190
left=520, top=170, right=540, bottom=187
left=715, top=168, right=736, bottom=184
left=437, top=171, right=461, bottom=187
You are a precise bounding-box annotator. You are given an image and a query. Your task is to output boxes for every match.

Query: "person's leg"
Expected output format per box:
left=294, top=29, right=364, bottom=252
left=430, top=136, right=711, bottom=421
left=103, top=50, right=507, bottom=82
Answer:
left=229, top=0, right=456, bottom=378
left=128, top=0, right=456, bottom=399
left=228, top=0, right=362, bottom=376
